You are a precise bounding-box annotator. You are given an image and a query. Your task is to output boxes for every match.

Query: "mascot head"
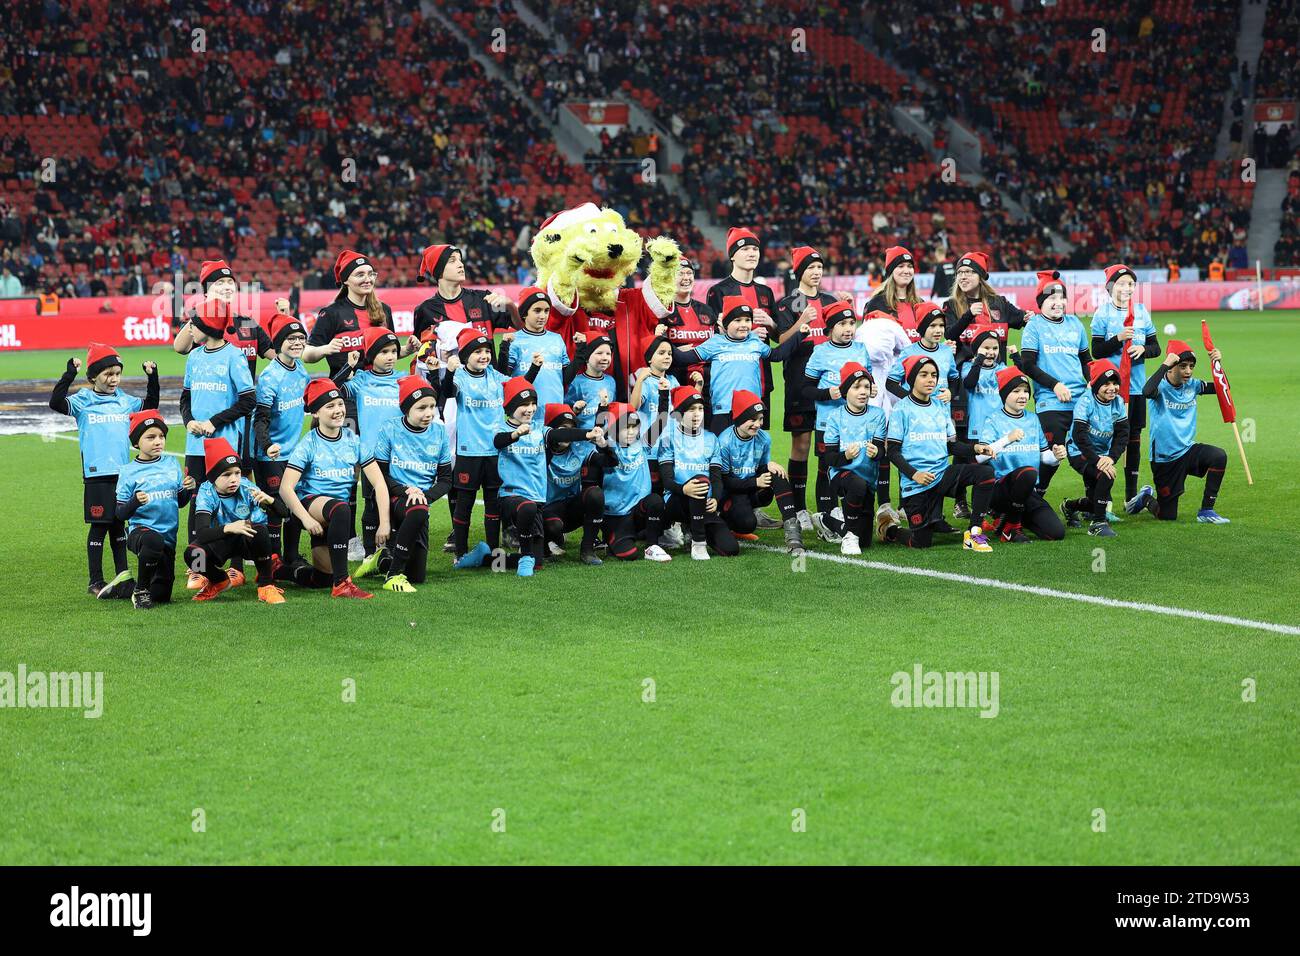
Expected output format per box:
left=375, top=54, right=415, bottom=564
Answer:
left=532, top=203, right=646, bottom=314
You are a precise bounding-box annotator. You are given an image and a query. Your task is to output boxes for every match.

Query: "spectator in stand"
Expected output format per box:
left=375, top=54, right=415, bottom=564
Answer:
left=0, top=265, right=22, bottom=297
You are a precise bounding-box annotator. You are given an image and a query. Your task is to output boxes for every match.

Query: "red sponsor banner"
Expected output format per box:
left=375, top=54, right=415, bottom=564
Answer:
left=1253, top=100, right=1297, bottom=125
left=565, top=101, right=630, bottom=128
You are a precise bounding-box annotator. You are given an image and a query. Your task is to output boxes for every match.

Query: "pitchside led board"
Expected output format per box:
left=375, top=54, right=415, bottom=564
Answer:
left=2, top=272, right=1298, bottom=352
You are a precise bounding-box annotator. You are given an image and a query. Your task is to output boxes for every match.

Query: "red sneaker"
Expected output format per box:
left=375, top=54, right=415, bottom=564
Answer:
left=226, top=567, right=246, bottom=588
left=331, top=577, right=373, bottom=600
left=192, top=576, right=232, bottom=602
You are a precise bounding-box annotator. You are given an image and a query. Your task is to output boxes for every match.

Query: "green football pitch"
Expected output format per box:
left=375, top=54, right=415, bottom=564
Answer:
left=1, top=310, right=1297, bottom=864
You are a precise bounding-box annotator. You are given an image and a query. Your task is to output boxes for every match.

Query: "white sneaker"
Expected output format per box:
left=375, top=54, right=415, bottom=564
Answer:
left=547, top=541, right=565, bottom=558
left=797, top=509, right=813, bottom=531
left=841, top=532, right=861, bottom=556
left=643, top=544, right=672, bottom=562
left=660, top=523, right=685, bottom=548
left=831, top=506, right=844, bottom=523
left=347, top=536, right=365, bottom=561
left=810, top=511, right=843, bottom=543
left=691, top=541, right=710, bottom=560
left=755, top=511, right=781, bottom=529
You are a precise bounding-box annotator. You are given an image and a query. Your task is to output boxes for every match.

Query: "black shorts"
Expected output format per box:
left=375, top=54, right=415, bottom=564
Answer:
left=454, top=455, right=501, bottom=493
left=898, top=467, right=966, bottom=530
left=84, top=476, right=118, bottom=525
left=1036, top=410, right=1073, bottom=448
left=1151, top=444, right=1218, bottom=503
left=254, top=460, right=286, bottom=497
left=1127, top=397, right=1146, bottom=433
left=783, top=404, right=814, bottom=434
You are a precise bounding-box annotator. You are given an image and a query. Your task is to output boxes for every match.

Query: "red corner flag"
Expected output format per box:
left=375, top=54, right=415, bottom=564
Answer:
left=1117, top=298, right=1135, bottom=403
left=1201, top=320, right=1236, bottom=423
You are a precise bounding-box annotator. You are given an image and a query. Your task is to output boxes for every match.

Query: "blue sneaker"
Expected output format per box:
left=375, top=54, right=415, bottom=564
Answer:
left=1197, top=509, right=1231, bottom=524
left=1124, top=485, right=1156, bottom=516
left=453, top=541, right=492, bottom=569
left=517, top=555, right=535, bottom=577
left=1104, top=508, right=1124, bottom=523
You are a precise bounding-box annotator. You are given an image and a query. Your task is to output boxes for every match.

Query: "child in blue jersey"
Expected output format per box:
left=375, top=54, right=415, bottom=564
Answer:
left=954, top=326, right=1008, bottom=519
left=366, top=376, right=454, bottom=592
left=338, top=325, right=405, bottom=565
left=542, top=403, right=608, bottom=565
left=802, top=300, right=870, bottom=543
left=1016, top=271, right=1091, bottom=492
left=507, top=286, right=569, bottom=409
left=673, top=296, right=809, bottom=435
left=279, top=378, right=389, bottom=599
left=49, top=343, right=160, bottom=598
left=1129, top=341, right=1230, bottom=523
left=630, top=335, right=675, bottom=453
left=886, top=302, right=959, bottom=402
left=1090, top=264, right=1160, bottom=506
left=1061, top=360, right=1130, bottom=537
left=564, top=335, right=616, bottom=431
left=822, top=364, right=891, bottom=554
left=975, top=369, right=1067, bottom=542
left=179, top=300, right=257, bottom=581
left=441, top=326, right=540, bottom=563
left=115, top=411, right=196, bottom=609
left=494, top=379, right=598, bottom=576
left=657, top=386, right=738, bottom=560
left=595, top=403, right=670, bottom=562
left=885, top=355, right=996, bottom=552
left=183, top=437, right=287, bottom=604
left=716, top=389, right=805, bottom=554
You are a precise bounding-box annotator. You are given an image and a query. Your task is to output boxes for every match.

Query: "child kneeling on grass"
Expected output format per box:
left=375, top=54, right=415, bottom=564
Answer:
left=364, top=375, right=453, bottom=593
left=1061, top=360, right=1129, bottom=538
left=596, top=403, right=670, bottom=562
left=974, top=368, right=1067, bottom=542
left=657, top=386, right=738, bottom=560
left=542, top=403, right=607, bottom=566
left=115, top=411, right=195, bottom=609
left=885, top=356, right=997, bottom=552
left=716, top=389, right=805, bottom=554
left=184, top=437, right=287, bottom=604
left=821, top=364, right=891, bottom=555
left=279, top=378, right=390, bottom=599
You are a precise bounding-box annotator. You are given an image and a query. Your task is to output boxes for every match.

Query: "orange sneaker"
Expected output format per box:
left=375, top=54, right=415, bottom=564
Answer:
left=226, top=567, right=246, bottom=587
left=186, top=570, right=205, bottom=590
left=734, top=532, right=759, bottom=542
left=192, top=576, right=232, bottom=602
left=257, top=584, right=286, bottom=605
left=331, top=577, right=373, bottom=599
left=269, top=553, right=285, bottom=579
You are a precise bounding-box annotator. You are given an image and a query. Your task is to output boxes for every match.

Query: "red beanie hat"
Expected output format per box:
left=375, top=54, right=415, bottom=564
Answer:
left=268, top=314, right=307, bottom=349
left=517, top=285, right=548, bottom=316
left=726, top=227, right=760, bottom=259
left=969, top=323, right=1001, bottom=356
left=202, top=437, right=241, bottom=483
left=456, top=327, right=493, bottom=364
left=719, top=295, right=755, bottom=329
left=671, top=385, right=704, bottom=415
left=996, top=366, right=1031, bottom=401
left=584, top=334, right=613, bottom=358
left=821, top=299, right=856, bottom=331
left=544, top=403, right=576, bottom=427
left=361, top=325, right=399, bottom=366
left=191, top=297, right=231, bottom=339
left=1166, top=339, right=1196, bottom=365
left=334, top=250, right=372, bottom=286
left=502, top=377, right=537, bottom=413
left=85, top=342, right=123, bottom=379
left=883, top=246, right=914, bottom=278
left=1089, top=359, right=1122, bottom=391
left=902, top=354, right=939, bottom=386
left=398, top=375, right=436, bottom=413
left=1103, top=263, right=1136, bottom=289
left=416, top=244, right=458, bottom=283
left=199, top=259, right=235, bottom=293
left=304, top=377, right=344, bottom=414
left=604, top=402, right=636, bottom=434
left=730, top=388, right=764, bottom=426
left=129, top=409, right=167, bottom=446
left=1035, top=269, right=1066, bottom=306
left=955, top=251, right=991, bottom=280
left=791, top=245, right=822, bottom=280
left=839, top=361, right=872, bottom=393
left=914, top=301, right=946, bottom=337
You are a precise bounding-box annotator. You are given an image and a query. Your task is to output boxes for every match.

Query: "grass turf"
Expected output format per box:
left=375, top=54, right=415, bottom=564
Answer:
left=1, top=310, right=1297, bottom=864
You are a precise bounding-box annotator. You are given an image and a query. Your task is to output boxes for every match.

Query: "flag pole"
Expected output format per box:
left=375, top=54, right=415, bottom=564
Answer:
left=1232, top=421, right=1254, bottom=485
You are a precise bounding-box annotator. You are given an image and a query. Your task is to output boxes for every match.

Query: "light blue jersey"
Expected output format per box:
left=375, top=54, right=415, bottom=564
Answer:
left=372, top=417, right=451, bottom=489
left=195, top=476, right=267, bottom=526
left=1020, top=313, right=1089, bottom=412
left=255, top=358, right=310, bottom=460
left=959, top=360, right=1005, bottom=439
left=825, top=404, right=887, bottom=485
left=1148, top=375, right=1213, bottom=463
left=116, top=455, right=185, bottom=547
left=343, top=368, right=401, bottom=459
left=716, top=426, right=770, bottom=484
left=889, top=342, right=959, bottom=396
left=449, top=366, right=510, bottom=457
left=508, top=330, right=569, bottom=409
left=66, top=386, right=142, bottom=478
left=978, top=407, right=1049, bottom=479
left=886, top=396, right=955, bottom=497
left=286, top=427, right=365, bottom=499
left=1067, top=392, right=1127, bottom=459
left=1090, top=300, right=1156, bottom=397
left=547, top=440, right=595, bottom=503
left=805, top=339, right=869, bottom=430
left=602, top=440, right=651, bottom=516
left=565, top=372, right=616, bottom=431
left=692, top=333, right=771, bottom=416
left=498, top=424, right=549, bottom=502
left=183, top=342, right=255, bottom=456
left=658, top=422, right=718, bottom=501
left=635, top=372, right=672, bottom=446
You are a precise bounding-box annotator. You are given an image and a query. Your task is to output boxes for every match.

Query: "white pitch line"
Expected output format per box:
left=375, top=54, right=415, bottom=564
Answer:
left=744, top=543, right=1300, bottom=636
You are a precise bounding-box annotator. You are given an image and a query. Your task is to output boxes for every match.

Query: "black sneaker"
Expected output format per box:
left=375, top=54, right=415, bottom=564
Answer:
left=97, top=570, right=133, bottom=600
left=442, top=532, right=456, bottom=554
left=132, top=589, right=155, bottom=610
left=1088, top=521, right=1117, bottom=538
left=1060, top=500, right=1082, bottom=529
left=88, top=581, right=108, bottom=598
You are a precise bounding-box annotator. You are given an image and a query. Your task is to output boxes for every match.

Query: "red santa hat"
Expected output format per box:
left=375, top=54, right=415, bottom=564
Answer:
left=821, top=299, right=856, bottom=332
left=1166, top=339, right=1196, bottom=365
left=203, top=437, right=241, bottom=483
left=791, top=245, right=822, bottom=280
left=199, top=259, right=235, bottom=293
left=129, top=409, right=167, bottom=446
left=1035, top=270, right=1067, bottom=306
left=398, top=375, right=436, bottom=413
left=1089, top=359, right=1122, bottom=392
left=517, top=285, right=549, bottom=315
left=996, top=366, right=1031, bottom=401
left=883, top=246, right=914, bottom=278
left=416, top=244, right=459, bottom=283
left=969, top=323, right=1001, bottom=356
left=191, top=297, right=231, bottom=339
left=914, top=301, right=947, bottom=337
left=538, top=202, right=602, bottom=235
left=671, top=385, right=704, bottom=415
left=726, top=227, right=760, bottom=259
left=1103, top=263, right=1136, bottom=289
left=85, top=343, right=123, bottom=379
left=456, top=327, right=493, bottom=364
left=719, top=296, right=755, bottom=329
left=955, top=251, right=991, bottom=281
left=545, top=403, right=576, bottom=427
left=361, top=326, right=399, bottom=366
left=840, top=361, right=873, bottom=392
left=502, top=377, right=537, bottom=414
left=730, top=389, right=764, bottom=426
left=334, top=250, right=373, bottom=286
left=304, top=377, right=345, bottom=413
left=268, top=314, right=307, bottom=349
left=902, top=354, right=939, bottom=386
